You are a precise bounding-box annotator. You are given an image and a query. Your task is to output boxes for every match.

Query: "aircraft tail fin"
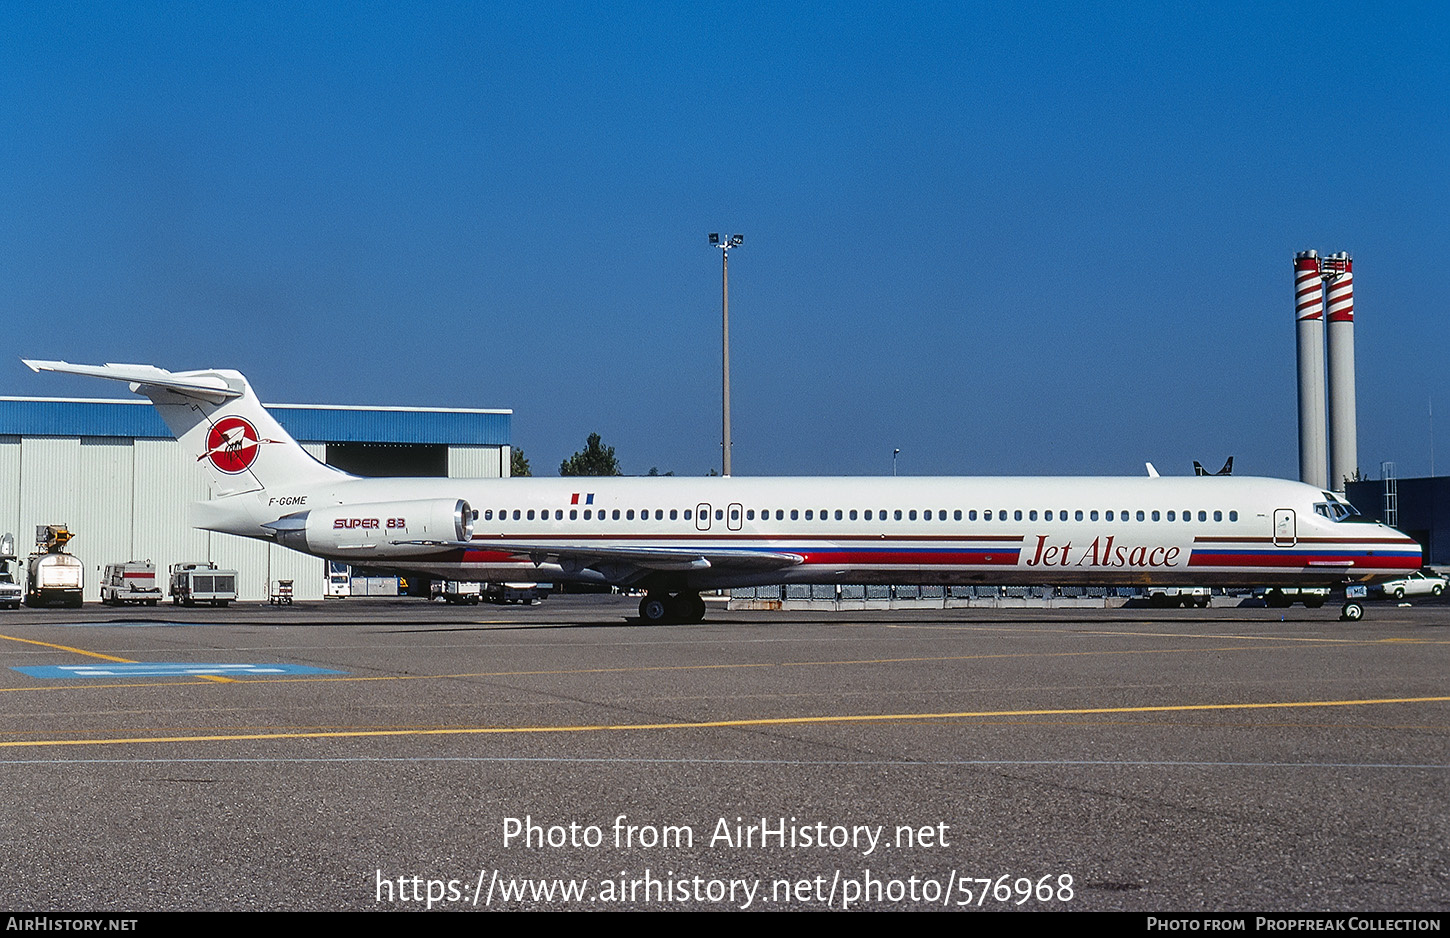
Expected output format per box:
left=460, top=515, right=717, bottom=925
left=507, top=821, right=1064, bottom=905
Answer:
left=1193, top=456, right=1235, bottom=477
left=23, top=360, right=348, bottom=497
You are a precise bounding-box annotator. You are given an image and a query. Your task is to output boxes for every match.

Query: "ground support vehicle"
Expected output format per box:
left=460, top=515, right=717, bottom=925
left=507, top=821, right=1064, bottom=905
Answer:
left=269, top=579, right=294, bottom=605
left=1256, top=586, right=1330, bottom=609
left=100, top=561, right=162, bottom=606
left=169, top=562, right=238, bottom=607
left=1145, top=586, right=1211, bottom=608
left=26, top=525, right=83, bottom=608
left=0, top=534, right=21, bottom=610
left=484, top=582, right=545, bottom=605
left=436, top=581, right=483, bottom=604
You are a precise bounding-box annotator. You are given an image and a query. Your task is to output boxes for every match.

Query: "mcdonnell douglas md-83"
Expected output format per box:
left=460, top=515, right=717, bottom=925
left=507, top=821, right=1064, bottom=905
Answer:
left=24, top=360, right=1422, bottom=622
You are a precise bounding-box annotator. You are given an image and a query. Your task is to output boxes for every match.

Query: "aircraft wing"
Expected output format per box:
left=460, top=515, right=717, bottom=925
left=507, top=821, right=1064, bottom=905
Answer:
left=395, top=538, right=805, bottom=574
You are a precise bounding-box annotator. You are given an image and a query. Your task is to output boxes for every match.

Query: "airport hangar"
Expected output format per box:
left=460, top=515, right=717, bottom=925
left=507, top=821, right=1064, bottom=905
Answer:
left=0, top=395, right=512, bottom=602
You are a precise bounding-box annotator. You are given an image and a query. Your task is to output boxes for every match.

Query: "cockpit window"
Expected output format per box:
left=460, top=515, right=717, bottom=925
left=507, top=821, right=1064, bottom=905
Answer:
left=1314, top=499, right=1364, bottom=523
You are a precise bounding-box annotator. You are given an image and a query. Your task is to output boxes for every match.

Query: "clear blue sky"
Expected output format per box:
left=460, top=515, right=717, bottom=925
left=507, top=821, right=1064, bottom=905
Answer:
left=4, top=2, right=1446, bottom=480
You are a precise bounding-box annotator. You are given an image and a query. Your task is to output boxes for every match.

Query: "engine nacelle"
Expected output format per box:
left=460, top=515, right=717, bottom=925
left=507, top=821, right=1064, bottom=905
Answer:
left=268, top=498, right=473, bottom=558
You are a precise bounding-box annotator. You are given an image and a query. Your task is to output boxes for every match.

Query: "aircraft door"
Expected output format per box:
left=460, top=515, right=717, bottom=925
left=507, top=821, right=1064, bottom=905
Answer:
left=696, top=503, right=712, bottom=531
left=727, top=502, right=743, bottom=531
left=1273, top=509, right=1296, bottom=547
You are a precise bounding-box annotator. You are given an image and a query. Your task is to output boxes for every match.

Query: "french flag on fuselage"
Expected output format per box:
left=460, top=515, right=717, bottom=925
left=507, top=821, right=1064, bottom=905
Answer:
left=570, top=493, right=595, bottom=505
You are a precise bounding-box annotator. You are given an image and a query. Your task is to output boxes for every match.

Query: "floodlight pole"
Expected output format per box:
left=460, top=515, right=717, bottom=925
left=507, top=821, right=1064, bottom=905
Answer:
left=709, top=233, right=743, bottom=476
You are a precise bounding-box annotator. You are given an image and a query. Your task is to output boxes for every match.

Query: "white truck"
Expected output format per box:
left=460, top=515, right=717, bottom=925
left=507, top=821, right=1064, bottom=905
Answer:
left=26, top=524, right=83, bottom=608
left=436, top=581, right=483, bottom=604
left=483, top=582, right=546, bottom=605
left=169, top=562, right=238, bottom=607
left=100, top=561, right=163, bottom=606
left=0, top=534, right=22, bottom=610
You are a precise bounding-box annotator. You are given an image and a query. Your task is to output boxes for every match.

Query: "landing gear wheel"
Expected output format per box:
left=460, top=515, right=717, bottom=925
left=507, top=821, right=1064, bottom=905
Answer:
left=639, top=594, right=670, bottom=624
left=1340, top=600, right=1365, bottom=622
left=684, top=594, right=707, bottom=623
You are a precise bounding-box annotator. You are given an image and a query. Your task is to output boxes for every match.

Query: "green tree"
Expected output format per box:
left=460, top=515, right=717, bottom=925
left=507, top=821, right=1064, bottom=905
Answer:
left=510, top=447, right=531, bottom=477
left=560, top=433, right=622, bottom=476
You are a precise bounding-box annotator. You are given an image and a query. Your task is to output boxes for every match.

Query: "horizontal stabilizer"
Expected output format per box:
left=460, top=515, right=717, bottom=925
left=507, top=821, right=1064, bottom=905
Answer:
left=22, top=360, right=241, bottom=402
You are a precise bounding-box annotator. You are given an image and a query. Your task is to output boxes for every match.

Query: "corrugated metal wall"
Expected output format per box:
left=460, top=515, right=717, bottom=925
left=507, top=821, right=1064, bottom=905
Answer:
left=448, top=445, right=504, bottom=479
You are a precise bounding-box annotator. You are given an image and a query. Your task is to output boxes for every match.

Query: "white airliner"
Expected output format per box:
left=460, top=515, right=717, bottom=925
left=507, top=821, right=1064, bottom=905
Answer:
left=24, top=360, right=1422, bottom=622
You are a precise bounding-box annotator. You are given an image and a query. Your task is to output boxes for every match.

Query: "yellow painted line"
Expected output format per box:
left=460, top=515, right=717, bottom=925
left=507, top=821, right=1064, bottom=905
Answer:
left=0, top=644, right=1274, bottom=694
left=1074, top=630, right=1450, bottom=646
left=1, top=633, right=242, bottom=683
left=239, top=645, right=1271, bottom=685
left=889, top=623, right=1450, bottom=646
left=2, top=695, right=1446, bottom=750
left=0, top=633, right=137, bottom=663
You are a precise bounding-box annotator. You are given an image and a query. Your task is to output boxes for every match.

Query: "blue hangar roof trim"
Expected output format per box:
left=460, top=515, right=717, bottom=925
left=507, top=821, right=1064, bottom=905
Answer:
left=0, top=397, right=512, bottom=446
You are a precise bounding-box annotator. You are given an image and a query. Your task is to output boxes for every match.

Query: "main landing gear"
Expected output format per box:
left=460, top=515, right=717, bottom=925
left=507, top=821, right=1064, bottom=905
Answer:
left=638, top=591, right=707, bottom=625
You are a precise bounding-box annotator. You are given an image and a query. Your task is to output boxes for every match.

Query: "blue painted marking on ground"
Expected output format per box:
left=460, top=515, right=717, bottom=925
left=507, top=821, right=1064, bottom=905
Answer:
left=14, top=662, right=346, bottom=679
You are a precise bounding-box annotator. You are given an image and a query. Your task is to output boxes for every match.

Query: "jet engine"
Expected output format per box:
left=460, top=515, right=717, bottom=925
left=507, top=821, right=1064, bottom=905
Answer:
left=266, top=498, right=473, bottom=557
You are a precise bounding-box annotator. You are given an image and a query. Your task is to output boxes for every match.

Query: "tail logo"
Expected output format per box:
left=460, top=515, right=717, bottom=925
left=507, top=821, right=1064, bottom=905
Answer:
left=200, top=416, right=266, bottom=474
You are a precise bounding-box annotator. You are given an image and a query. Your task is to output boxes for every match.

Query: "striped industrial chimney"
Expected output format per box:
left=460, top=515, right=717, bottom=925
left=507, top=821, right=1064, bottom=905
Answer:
left=1323, top=252, right=1356, bottom=492
left=1294, top=251, right=1328, bottom=490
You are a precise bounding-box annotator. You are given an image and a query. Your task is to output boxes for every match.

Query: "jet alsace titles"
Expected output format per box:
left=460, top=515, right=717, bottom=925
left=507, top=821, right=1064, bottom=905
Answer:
left=23, top=360, right=1422, bottom=623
